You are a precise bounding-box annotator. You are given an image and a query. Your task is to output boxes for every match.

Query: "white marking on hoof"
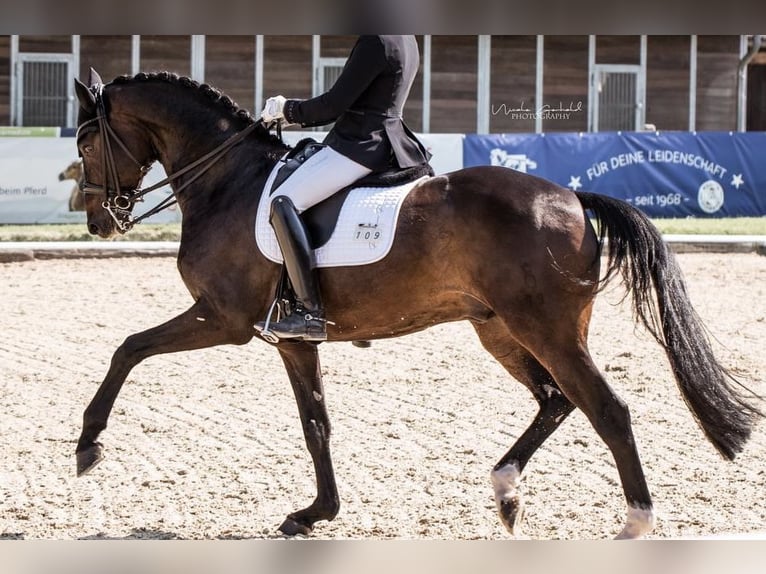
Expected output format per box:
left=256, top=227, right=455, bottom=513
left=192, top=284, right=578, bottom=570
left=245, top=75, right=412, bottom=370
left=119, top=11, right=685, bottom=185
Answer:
left=542, top=384, right=558, bottom=398
left=615, top=505, right=655, bottom=539
left=491, top=462, right=521, bottom=499
left=491, top=462, right=524, bottom=536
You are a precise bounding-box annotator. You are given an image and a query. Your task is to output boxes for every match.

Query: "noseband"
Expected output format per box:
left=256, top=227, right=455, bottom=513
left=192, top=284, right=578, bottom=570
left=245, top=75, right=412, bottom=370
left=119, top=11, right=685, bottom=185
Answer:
left=76, top=83, right=260, bottom=233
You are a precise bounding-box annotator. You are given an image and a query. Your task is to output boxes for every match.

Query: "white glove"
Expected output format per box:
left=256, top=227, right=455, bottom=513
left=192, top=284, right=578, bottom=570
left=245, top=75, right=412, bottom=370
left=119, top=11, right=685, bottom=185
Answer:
left=261, top=95, right=286, bottom=123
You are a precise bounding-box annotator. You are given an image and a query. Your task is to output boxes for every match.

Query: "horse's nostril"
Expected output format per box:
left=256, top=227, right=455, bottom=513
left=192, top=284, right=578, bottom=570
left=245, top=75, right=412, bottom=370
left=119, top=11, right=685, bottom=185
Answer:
left=88, top=223, right=100, bottom=235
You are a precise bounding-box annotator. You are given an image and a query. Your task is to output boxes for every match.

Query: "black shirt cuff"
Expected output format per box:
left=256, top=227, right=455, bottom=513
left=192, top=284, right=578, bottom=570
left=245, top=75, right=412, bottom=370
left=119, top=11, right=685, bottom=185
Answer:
left=283, top=99, right=300, bottom=125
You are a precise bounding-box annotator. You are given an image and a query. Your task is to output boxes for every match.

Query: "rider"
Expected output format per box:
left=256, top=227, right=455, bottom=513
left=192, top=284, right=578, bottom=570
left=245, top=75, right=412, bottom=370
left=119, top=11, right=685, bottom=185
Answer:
left=257, top=35, right=432, bottom=342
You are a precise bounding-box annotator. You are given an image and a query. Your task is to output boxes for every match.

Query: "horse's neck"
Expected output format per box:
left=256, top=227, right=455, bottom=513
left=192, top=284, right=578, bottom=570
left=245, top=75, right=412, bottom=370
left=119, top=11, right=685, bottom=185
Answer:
left=146, top=112, right=278, bottom=181
left=115, top=83, right=285, bottom=203
left=152, top=124, right=284, bottom=211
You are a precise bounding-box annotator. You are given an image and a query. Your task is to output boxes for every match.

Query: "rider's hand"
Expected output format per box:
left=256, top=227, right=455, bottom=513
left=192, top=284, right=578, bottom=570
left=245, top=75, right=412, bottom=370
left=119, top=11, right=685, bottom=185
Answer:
left=261, top=95, right=286, bottom=123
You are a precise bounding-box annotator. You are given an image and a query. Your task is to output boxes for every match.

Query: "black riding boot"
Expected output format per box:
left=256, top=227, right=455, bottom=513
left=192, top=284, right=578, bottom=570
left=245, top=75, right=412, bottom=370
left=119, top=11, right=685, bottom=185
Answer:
left=258, top=196, right=327, bottom=342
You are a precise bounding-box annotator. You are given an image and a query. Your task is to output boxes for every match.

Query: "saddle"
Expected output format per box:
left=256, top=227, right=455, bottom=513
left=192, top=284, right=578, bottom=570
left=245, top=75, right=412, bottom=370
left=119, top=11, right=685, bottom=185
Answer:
left=270, top=138, right=434, bottom=249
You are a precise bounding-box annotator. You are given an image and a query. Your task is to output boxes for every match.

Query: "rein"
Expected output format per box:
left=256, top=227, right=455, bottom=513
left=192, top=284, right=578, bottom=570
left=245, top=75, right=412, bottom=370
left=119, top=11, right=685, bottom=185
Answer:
left=77, top=83, right=263, bottom=232
left=128, top=121, right=258, bottom=227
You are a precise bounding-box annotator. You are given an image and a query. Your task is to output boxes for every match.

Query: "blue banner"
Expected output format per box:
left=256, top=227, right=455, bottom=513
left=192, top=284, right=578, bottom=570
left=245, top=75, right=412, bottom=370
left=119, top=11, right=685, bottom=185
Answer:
left=464, top=132, right=766, bottom=217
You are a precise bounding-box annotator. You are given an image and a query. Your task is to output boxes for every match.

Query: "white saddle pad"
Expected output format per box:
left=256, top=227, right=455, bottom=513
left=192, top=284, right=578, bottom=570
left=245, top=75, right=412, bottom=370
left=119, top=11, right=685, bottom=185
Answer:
left=255, top=162, right=428, bottom=268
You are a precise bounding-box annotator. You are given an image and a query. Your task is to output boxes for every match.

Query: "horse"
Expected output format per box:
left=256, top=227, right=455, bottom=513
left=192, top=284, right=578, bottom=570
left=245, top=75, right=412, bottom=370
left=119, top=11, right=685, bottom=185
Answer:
left=58, top=158, right=85, bottom=211
left=72, top=69, right=761, bottom=539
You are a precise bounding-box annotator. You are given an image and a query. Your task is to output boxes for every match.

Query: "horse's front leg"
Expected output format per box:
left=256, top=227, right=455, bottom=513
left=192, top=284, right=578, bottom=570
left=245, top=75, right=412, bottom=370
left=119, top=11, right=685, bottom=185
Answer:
left=76, top=299, right=253, bottom=476
left=276, top=341, right=339, bottom=536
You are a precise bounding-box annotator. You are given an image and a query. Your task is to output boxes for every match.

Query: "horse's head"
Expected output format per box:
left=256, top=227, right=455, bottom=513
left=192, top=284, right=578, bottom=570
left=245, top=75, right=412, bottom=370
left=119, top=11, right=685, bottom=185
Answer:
left=58, top=159, right=83, bottom=182
left=74, top=69, right=155, bottom=238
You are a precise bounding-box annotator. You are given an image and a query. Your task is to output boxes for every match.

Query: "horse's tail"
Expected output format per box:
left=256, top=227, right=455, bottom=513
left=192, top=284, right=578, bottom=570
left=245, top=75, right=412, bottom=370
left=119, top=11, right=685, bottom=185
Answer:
left=576, top=190, right=762, bottom=460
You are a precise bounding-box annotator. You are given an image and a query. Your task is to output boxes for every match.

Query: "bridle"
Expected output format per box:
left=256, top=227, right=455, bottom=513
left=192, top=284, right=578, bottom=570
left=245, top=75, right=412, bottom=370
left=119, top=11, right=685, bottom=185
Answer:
left=76, top=82, right=260, bottom=233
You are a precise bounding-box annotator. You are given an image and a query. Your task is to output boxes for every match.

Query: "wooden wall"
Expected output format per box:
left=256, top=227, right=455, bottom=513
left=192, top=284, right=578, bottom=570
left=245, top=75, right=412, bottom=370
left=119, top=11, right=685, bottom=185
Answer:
left=595, top=35, right=641, bottom=65
left=262, top=36, right=313, bottom=105
left=318, top=35, right=356, bottom=59
left=205, top=36, right=256, bottom=113
left=543, top=35, right=589, bottom=132
left=79, top=36, right=133, bottom=81
left=490, top=35, right=537, bottom=133
left=0, top=35, right=756, bottom=133
left=17, top=36, right=71, bottom=53
left=696, top=35, right=740, bottom=131
left=747, top=62, right=766, bottom=131
left=0, top=36, right=9, bottom=124
left=138, top=35, right=191, bottom=77
left=430, top=35, right=477, bottom=133
left=646, top=36, right=691, bottom=131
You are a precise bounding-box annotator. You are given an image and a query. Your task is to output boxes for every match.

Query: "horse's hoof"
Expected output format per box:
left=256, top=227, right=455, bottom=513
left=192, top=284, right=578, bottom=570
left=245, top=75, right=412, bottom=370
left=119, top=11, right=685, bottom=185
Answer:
left=498, top=497, right=525, bottom=536
left=278, top=517, right=313, bottom=537
left=76, top=443, right=104, bottom=477
left=614, top=506, right=655, bottom=539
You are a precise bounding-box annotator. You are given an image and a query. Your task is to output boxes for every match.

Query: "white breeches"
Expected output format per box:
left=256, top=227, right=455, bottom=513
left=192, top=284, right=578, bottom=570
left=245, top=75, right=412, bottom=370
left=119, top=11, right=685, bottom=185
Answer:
left=272, top=146, right=373, bottom=213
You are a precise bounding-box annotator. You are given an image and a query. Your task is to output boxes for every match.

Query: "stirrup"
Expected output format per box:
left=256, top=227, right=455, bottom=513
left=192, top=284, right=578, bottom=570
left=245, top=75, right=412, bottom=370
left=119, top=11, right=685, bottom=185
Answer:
left=255, top=297, right=282, bottom=344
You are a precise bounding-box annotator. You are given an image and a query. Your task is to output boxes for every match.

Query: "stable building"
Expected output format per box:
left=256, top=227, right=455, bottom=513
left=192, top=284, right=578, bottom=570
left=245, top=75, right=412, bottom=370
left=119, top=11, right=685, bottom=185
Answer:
left=0, top=35, right=763, bottom=133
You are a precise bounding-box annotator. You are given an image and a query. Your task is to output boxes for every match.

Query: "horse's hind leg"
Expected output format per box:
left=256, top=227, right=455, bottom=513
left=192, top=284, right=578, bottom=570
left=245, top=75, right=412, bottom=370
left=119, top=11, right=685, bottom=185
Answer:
left=275, top=341, right=339, bottom=536
left=542, top=345, right=656, bottom=539
left=473, top=319, right=575, bottom=537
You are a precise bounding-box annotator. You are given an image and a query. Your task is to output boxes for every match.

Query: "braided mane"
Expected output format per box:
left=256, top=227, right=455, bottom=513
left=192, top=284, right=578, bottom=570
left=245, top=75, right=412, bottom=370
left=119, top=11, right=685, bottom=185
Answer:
left=111, top=72, right=288, bottom=152
left=112, top=71, right=257, bottom=125
left=106, top=71, right=288, bottom=167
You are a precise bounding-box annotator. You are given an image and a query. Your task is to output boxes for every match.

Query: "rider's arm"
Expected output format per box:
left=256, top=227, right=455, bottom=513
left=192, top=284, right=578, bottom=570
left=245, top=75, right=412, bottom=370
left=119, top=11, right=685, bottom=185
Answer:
left=283, top=36, right=387, bottom=128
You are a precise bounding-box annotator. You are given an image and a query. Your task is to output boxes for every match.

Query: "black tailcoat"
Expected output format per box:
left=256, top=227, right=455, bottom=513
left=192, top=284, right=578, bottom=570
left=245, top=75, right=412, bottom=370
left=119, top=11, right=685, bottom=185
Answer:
left=283, top=35, right=432, bottom=170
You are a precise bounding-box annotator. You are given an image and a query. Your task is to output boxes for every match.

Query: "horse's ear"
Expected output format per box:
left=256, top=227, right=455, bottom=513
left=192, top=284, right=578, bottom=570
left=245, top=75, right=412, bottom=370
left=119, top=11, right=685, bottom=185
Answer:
left=74, top=77, right=97, bottom=115
left=88, top=67, right=103, bottom=88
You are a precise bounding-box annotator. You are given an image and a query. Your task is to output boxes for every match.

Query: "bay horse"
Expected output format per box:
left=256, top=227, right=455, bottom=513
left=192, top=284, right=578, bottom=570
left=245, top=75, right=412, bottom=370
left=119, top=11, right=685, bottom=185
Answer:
left=72, top=70, right=761, bottom=539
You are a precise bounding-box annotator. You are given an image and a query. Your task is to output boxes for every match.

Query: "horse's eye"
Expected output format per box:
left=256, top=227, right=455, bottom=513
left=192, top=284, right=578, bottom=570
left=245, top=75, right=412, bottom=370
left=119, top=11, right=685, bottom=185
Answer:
left=82, top=145, right=94, bottom=155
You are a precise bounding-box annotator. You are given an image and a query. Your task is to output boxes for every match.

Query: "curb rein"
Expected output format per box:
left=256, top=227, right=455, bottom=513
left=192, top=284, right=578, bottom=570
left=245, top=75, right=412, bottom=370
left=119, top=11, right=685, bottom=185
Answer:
left=75, top=83, right=262, bottom=233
